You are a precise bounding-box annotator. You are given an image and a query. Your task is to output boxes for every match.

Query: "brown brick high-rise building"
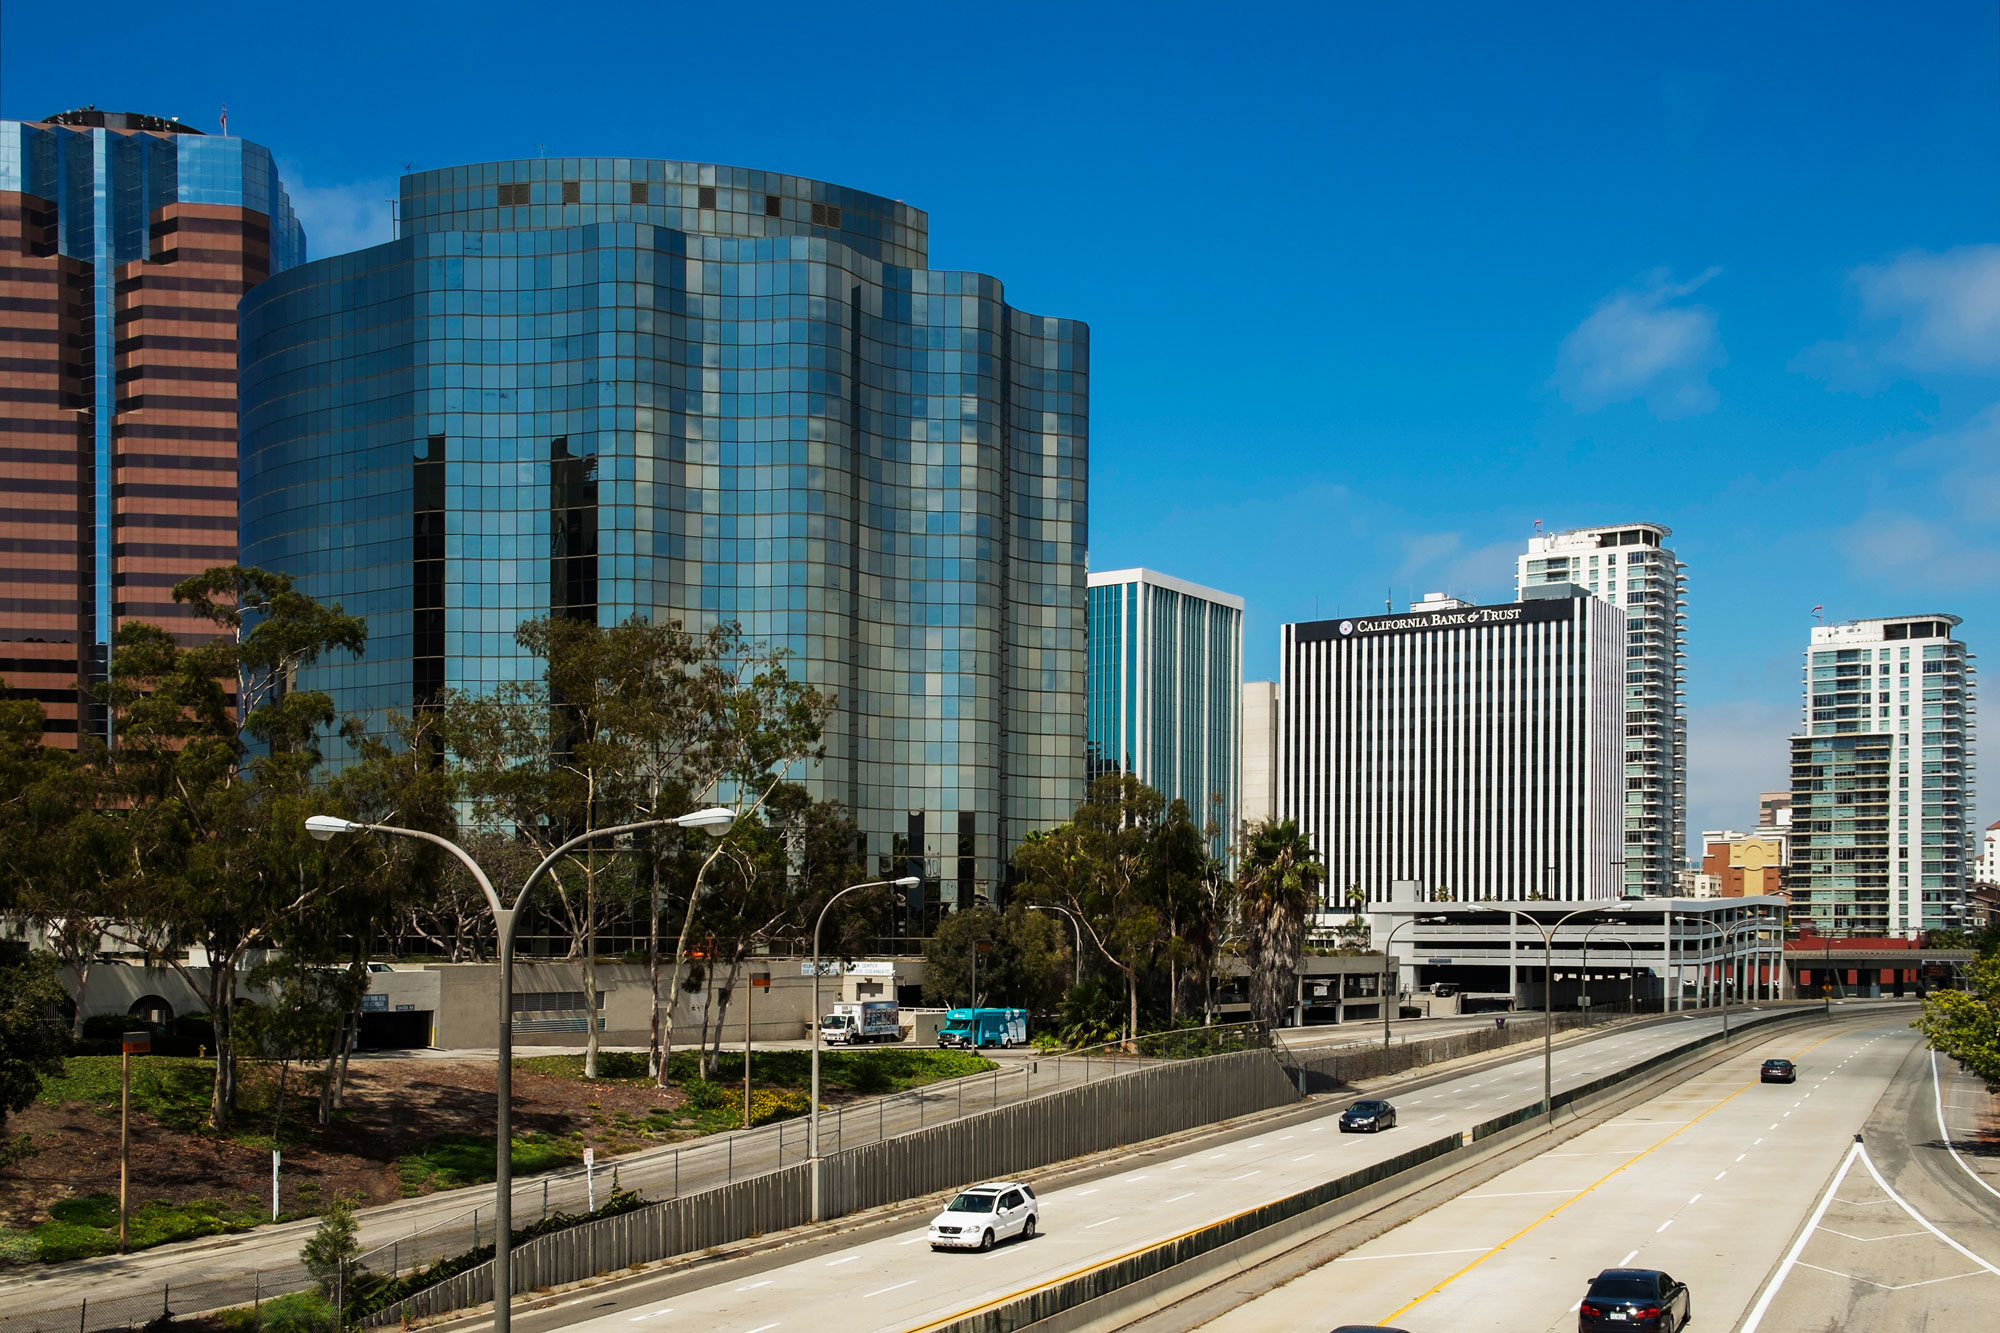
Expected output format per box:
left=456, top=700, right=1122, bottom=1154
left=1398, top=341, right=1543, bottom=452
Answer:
left=0, top=109, right=303, bottom=745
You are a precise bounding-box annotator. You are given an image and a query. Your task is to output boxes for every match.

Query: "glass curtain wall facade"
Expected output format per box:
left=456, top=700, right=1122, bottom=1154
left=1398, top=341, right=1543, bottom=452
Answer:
left=0, top=110, right=303, bottom=745
left=1085, top=568, right=1242, bottom=860
left=238, top=158, right=1086, bottom=911
left=1788, top=614, right=1977, bottom=937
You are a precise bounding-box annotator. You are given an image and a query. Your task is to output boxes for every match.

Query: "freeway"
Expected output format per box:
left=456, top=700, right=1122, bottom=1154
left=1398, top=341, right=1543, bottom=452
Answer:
left=1185, top=1010, right=1999, bottom=1332
left=423, top=1007, right=1794, bottom=1333
left=0, top=1009, right=1592, bottom=1328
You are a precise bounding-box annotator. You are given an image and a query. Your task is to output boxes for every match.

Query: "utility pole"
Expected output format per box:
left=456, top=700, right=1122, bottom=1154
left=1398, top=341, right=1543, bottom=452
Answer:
left=119, top=1030, right=149, bottom=1252
left=744, top=970, right=768, bottom=1127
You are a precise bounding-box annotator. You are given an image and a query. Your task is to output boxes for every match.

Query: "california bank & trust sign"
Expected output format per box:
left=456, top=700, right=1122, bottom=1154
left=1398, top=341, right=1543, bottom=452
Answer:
left=1296, top=598, right=1571, bottom=643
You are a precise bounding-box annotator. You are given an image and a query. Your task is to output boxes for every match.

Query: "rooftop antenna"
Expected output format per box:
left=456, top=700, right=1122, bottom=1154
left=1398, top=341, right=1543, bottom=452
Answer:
left=538, top=143, right=548, bottom=157
left=1385, top=588, right=1392, bottom=613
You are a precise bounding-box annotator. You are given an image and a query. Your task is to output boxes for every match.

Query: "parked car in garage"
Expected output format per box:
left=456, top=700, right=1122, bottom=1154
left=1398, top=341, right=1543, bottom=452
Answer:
left=1338, top=1099, right=1398, bottom=1133
left=928, top=1180, right=1039, bottom=1251
left=1760, top=1058, right=1797, bottom=1084
left=1579, top=1268, right=1690, bottom=1331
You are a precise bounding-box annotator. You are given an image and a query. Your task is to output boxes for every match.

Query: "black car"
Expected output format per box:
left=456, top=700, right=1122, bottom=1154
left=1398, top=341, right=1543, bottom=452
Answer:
left=1338, top=1099, right=1397, bottom=1133
left=1579, top=1268, right=1690, bottom=1332
left=1761, top=1058, right=1797, bottom=1084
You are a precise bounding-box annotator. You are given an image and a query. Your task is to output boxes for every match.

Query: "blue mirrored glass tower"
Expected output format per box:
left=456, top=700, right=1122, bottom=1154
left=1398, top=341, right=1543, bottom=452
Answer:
left=1085, top=568, right=1243, bottom=862
left=238, top=158, right=1086, bottom=909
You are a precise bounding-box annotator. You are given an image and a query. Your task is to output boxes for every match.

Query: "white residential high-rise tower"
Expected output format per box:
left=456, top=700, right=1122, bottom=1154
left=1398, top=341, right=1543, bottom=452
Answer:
left=1789, top=615, right=1978, bottom=938
left=1518, top=524, right=1687, bottom=897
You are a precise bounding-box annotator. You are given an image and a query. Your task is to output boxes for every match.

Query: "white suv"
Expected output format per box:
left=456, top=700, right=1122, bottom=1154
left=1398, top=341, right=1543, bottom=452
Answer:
left=928, top=1180, right=1039, bottom=1251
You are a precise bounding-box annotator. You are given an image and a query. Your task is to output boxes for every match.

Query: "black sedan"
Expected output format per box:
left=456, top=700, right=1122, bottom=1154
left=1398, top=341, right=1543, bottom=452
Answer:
left=1579, top=1268, right=1690, bottom=1331
left=1338, top=1099, right=1398, bottom=1133
left=1761, top=1058, right=1797, bottom=1084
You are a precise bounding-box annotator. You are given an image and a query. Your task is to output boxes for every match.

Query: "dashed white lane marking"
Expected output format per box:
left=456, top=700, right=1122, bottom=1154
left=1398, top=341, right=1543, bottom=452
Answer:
left=1169, top=1163, right=1190, bottom=1171
left=736, top=1280, right=773, bottom=1291
left=745, top=1324, right=780, bottom=1333
left=1163, top=1192, right=1196, bottom=1203
left=863, top=1280, right=914, bottom=1298
left=1621, top=1248, right=1641, bottom=1265
left=628, top=1309, right=673, bottom=1322
left=1085, top=1216, right=1122, bottom=1229
left=897, top=1235, right=927, bottom=1245
left=1657, top=1219, right=1675, bottom=1233
left=1292, top=1153, right=1316, bottom=1162
left=1230, top=1170, right=1262, bottom=1181
left=1715, top=1172, right=1727, bottom=1181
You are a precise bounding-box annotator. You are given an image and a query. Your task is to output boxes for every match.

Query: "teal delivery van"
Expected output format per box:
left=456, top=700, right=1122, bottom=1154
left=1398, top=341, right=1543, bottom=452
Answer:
left=938, top=1007, right=1028, bottom=1049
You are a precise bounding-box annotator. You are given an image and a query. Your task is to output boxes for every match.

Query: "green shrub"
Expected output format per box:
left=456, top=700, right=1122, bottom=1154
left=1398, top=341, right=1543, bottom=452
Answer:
left=28, top=1219, right=117, bottom=1263
left=258, top=1289, right=338, bottom=1333
left=47, top=1193, right=117, bottom=1228
left=0, top=1229, right=41, bottom=1266
left=395, top=1132, right=581, bottom=1196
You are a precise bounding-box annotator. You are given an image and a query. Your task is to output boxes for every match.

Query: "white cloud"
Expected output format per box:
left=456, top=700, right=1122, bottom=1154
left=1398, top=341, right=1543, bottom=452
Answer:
left=1394, top=531, right=1522, bottom=605
left=285, top=169, right=398, bottom=260
left=1553, top=268, right=1724, bottom=416
left=1854, top=244, right=2000, bottom=375
left=1685, top=699, right=1796, bottom=837
left=1831, top=403, right=2000, bottom=588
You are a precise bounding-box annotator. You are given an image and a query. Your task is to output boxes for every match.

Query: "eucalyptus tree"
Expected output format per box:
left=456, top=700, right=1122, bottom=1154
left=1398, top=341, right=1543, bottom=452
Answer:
left=98, top=566, right=370, bottom=1129
left=439, top=614, right=832, bottom=1080
left=1013, top=774, right=1172, bottom=1043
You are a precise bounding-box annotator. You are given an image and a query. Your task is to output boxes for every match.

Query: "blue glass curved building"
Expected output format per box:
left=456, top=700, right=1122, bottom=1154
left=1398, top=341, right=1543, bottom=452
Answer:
left=238, top=158, right=1087, bottom=907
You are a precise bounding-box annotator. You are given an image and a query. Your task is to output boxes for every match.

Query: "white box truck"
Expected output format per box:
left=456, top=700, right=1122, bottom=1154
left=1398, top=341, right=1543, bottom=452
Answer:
left=820, top=1000, right=902, bottom=1045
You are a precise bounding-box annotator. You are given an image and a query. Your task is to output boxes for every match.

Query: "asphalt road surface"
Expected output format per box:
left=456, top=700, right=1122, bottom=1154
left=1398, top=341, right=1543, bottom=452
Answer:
left=1191, top=1011, right=1998, bottom=1332
left=421, top=1008, right=1785, bottom=1333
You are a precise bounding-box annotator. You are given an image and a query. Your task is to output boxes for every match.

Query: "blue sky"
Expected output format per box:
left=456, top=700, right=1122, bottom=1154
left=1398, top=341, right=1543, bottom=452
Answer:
left=6, top=1, right=1995, bottom=837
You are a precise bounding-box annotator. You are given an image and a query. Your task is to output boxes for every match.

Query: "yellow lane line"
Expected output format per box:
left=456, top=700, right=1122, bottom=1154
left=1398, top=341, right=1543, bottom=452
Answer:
left=1379, top=1026, right=1856, bottom=1326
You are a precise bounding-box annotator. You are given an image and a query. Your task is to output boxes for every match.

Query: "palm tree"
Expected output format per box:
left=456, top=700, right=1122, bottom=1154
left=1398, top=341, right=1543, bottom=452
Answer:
left=1235, top=819, right=1325, bottom=1028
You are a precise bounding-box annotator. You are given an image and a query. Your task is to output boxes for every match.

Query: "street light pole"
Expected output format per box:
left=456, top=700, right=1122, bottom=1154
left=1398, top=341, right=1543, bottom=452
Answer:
left=1579, top=919, right=1640, bottom=1024
left=809, top=875, right=920, bottom=1223
left=1380, top=917, right=1433, bottom=1051
left=306, top=807, right=735, bottom=1333
left=1500, top=903, right=1628, bottom=1127
left=1026, top=903, right=1083, bottom=989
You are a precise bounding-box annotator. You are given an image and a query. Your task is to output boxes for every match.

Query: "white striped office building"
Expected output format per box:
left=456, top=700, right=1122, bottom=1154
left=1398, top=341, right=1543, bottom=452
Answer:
left=1279, top=589, right=1626, bottom=908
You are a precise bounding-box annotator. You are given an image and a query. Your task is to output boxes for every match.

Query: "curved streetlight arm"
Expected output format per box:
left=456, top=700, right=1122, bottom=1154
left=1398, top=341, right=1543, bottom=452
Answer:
left=343, top=822, right=505, bottom=918
left=810, top=876, right=918, bottom=1223
left=1026, top=904, right=1084, bottom=988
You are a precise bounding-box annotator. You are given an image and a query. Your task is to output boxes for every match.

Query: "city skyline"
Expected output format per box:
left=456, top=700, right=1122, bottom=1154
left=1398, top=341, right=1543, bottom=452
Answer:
left=1, top=1, right=1993, bottom=844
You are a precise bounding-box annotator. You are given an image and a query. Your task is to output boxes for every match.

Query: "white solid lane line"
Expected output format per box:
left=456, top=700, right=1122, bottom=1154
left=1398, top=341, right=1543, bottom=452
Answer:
left=1334, top=1247, right=1489, bottom=1263
left=1931, top=1050, right=2000, bottom=1202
